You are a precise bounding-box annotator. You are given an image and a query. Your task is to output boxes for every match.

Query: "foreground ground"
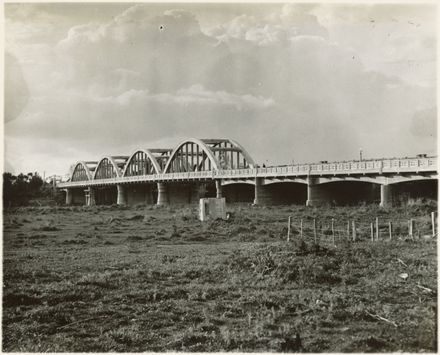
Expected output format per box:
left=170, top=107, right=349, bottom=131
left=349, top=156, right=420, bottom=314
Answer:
left=2, top=203, right=437, bottom=352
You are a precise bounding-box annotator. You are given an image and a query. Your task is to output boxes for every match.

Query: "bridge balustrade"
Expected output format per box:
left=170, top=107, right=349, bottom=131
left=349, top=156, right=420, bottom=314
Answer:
left=57, top=156, right=437, bottom=189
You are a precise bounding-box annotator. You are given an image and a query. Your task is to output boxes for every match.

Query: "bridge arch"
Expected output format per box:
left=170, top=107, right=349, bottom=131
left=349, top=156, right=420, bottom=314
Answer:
left=70, top=161, right=96, bottom=182
left=122, top=149, right=164, bottom=177
left=164, top=138, right=256, bottom=174
left=93, top=156, right=127, bottom=180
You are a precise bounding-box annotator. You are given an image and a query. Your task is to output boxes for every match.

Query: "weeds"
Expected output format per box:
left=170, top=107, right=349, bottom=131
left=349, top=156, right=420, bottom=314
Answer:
left=2, top=204, right=437, bottom=352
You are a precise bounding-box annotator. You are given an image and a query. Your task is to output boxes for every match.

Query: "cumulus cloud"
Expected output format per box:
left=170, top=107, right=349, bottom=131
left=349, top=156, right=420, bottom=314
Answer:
left=4, top=3, right=437, bottom=174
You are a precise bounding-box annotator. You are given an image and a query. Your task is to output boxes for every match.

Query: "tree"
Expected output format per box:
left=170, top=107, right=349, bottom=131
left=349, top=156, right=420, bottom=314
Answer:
left=3, top=171, right=45, bottom=207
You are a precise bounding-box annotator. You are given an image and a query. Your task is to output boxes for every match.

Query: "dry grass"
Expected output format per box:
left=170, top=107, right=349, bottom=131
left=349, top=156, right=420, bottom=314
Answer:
left=2, top=203, right=437, bottom=352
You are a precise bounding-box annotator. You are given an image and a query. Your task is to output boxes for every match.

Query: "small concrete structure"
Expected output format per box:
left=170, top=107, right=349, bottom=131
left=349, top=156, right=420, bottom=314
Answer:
left=199, top=198, right=227, bottom=221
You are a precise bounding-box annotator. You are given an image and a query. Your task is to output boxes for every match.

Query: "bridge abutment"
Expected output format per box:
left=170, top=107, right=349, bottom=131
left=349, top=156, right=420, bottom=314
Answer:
left=380, top=184, right=393, bottom=208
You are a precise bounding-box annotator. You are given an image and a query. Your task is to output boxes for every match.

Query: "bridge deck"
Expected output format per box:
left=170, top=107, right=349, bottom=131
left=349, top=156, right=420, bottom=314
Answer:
left=58, top=156, right=437, bottom=188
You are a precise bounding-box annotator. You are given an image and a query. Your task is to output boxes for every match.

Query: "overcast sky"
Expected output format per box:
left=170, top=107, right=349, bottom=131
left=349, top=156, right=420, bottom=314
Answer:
left=4, top=2, right=437, bottom=176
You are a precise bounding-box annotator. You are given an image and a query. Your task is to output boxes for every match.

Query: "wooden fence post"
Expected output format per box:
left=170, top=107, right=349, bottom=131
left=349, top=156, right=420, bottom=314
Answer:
left=347, top=221, right=350, bottom=240
left=409, top=218, right=414, bottom=240
left=388, top=221, right=392, bottom=240
left=431, top=212, right=436, bottom=237
left=370, top=222, right=374, bottom=242
left=300, top=219, right=303, bottom=239
left=287, top=216, right=291, bottom=242
left=375, top=217, right=379, bottom=241
left=352, top=221, right=356, bottom=242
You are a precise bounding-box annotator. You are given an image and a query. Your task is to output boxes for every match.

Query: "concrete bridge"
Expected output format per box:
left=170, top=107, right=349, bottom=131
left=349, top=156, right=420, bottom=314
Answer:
left=57, top=138, right=438, bottom=207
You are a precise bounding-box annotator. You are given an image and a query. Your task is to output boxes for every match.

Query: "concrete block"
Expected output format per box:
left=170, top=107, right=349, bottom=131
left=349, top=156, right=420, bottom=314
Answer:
left=199, top=198, right=226, bottom=221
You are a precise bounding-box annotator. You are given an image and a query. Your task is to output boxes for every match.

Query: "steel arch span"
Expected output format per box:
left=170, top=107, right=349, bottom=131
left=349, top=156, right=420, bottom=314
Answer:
left=93, top=156, right=128, bottom=180
left=122, top=148, right=172, bottom=177
left=70, top=161, right=97, bottom=182
left=164, top=138, right=256, bottom=174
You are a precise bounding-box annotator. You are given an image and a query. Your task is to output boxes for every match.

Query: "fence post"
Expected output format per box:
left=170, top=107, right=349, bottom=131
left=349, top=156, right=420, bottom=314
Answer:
left=389, top=221, right=392, bottom=240
left=287, top=216, right=291, bottom=242
left=347, top=221, right=350, bottom=240
left=313, top=218, right=317, bottom=244
left=300, top=219, right=303, bottom=239
left=331, top=218, right=335, bottom=246
left=352, top=221, right=356, bottom=242
left=375, top=217, right=379, bottom=241
left=431, top=212, right=436, bottom=237
left=409, top=218, right=414, bottom=240
left=370, top=222, right=374, bottom=242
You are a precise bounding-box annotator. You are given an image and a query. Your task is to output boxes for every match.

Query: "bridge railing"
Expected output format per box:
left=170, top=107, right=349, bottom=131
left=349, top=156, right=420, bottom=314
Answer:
left=57, top=156, right=437, bottom=188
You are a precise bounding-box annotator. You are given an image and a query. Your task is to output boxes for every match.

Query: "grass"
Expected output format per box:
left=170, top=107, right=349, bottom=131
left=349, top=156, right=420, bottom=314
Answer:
left=2, top=203, right=437, bottom=352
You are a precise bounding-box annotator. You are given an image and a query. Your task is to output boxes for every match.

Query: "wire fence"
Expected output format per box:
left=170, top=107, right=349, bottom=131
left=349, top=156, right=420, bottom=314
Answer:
left=286, top=212, right=437, bottom=246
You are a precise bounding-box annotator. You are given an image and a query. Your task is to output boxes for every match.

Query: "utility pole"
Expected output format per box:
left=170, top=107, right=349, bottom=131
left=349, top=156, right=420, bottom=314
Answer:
left=359, top=148, right=363, bottom=161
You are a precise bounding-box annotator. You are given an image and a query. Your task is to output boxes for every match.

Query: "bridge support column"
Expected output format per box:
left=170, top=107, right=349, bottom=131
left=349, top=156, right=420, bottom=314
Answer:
left=86, top=187, right=96, bottom=206
left=216, top=180, right=223, bottom=199
left=117, top=184, right=127, bottom=205
left=380, top=184, right=393, bottom=208
left=65, top=189, right=73, bottom=205
left=157, top=183, right=168, bottom=205
left=306, top=177, right=326, bottom=207
left=253, top=177, right=262, bottom=205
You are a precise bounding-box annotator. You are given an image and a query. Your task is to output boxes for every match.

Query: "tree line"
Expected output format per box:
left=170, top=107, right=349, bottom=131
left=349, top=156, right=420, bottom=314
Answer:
left=3, top=172, right=58, bottom=207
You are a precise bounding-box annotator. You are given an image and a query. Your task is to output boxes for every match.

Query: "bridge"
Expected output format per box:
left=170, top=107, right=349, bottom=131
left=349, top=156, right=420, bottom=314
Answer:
left=57, top=138, right=438, bottom=207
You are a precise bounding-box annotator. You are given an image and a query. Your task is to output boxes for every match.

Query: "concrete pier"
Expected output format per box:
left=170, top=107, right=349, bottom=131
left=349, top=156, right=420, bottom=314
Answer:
left=87, top=187, right=96, bottom=206
left=306, top=177, right=326, bottom=207
left=65, top=189, right=72, bottom=205
left=380, top=184, right=393, bottom=208
left=215, top=180, right=222, bottom=199
left=157, top=182, right=168, bottom=205
left=117, top=184, right=127, bottom=205
left=253, top=177, right=262, bottom=205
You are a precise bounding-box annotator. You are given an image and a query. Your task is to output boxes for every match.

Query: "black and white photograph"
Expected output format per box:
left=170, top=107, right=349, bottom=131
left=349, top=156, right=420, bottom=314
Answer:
left=3, top=1, right=438, bottom=352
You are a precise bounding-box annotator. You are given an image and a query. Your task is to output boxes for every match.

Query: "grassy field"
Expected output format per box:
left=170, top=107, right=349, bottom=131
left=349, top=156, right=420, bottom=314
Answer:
left=2, top=202, right=437, bottom=352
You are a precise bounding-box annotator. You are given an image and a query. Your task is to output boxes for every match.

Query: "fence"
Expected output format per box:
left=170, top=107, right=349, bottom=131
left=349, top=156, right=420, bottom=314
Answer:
left=286, top=212, right=437, bottom=246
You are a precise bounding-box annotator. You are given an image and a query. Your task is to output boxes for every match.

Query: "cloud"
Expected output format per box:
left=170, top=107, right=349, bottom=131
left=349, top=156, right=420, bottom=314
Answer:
left=4, top=3, right=436, bottom=174
left=4, top=52, right=29, bottom=122
left=411, top=107, right=437, bottom=138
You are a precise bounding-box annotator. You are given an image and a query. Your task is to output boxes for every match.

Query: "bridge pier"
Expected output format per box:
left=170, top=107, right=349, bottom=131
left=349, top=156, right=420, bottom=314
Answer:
left=253, top=177, right=280, bottom=205
left=215, top=180, right=222, bottom=199
left=306, top=177, right=327, bottom=207
left=65, top=189, right=72, bottom=205
left=253, top=177, right=262, bottom=205
left=117, top=184, right=127, bottom=205
left=86, top=187, right=96, bottom=206
left=157, top=182, right=168, bottom=205
left=380, top=184, right=393, bottom=208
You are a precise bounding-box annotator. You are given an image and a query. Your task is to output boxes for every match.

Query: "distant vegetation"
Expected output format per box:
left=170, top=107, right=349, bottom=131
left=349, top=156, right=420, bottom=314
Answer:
left=2, top=172, right=58, bottom=207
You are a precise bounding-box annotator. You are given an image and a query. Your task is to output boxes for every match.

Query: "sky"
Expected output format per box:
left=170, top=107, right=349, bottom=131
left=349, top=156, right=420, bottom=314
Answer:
left=4, top=2, right=437, bottom=177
